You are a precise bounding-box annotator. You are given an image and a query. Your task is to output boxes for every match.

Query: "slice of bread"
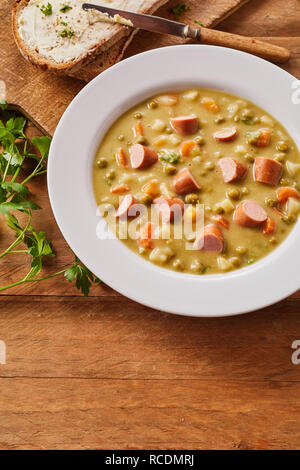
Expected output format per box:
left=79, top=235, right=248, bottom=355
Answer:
left=12, top=0, right=169, bottom=78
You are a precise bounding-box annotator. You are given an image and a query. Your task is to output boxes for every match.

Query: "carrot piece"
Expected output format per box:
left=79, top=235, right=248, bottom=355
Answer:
left=263, top=216, right=276, bottom=235
left=180, top=141, right=196, bottom=157
left=156, top=94, right=178, bottom=106
left=142, top=180, right=160, bottom=198
left=257, top=128, right=271, bottom=147
left=134, top=121, right=144, bottom=137
left=201, top=97, right=220, bottom=114
left=212, top=215, right=230, bottom=230
left=137, top=222, right=155, bottom=250
left=276, top=187, right=300, bottom=204
left=115, top=148, right=127, bottom=167
left=111, top=184, right=130, bottom=194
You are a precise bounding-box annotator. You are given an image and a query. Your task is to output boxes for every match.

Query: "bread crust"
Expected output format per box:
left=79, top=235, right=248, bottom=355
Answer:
left=12, top=0, right=169, bottom=79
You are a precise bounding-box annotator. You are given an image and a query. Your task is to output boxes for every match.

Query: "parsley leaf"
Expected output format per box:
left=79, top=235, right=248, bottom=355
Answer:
left=5, top=213, right=23, bottom=236
left=26, top=231, right=55, bottom=277
left=64, top=257, right=95, bottom=297
left=40, top=2, right=53, bottom=16
left=59, top=28, right=75, bottom=38
left=194, top=20, right=204, bottom=27
left=171, top=3, right=190, bottom=19
left=32, top=136, right=51, bottom=159
left=60, top=4, right=72, bottom=13
left=199, top=265, right=211, bottom=275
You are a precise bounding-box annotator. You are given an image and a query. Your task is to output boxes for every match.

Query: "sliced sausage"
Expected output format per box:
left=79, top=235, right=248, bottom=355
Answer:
left=154, top=196, right=184, bottom=223
left=193, top=224, right=224, bottom=252
left=254, top=157, right=282, bottom=185
left=170, top=116, right=199, bottom=135
left=213, top=127, right=237, bottom=142
left=218, top=157, right=247, bottom=183
left=130, top=144, right=158, bottom=169
left=115, top=194, right=136, bottom=218
left=234, top=200, right=267, bottom=228
left=173, top=168, right=200, bottom=195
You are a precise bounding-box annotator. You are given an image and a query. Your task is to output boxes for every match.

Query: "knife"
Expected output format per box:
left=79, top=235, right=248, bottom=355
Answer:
left=82, top=3, right=290, bottom=63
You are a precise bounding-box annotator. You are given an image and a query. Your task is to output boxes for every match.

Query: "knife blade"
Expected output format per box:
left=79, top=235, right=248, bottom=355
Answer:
left=82, top=3, right=200, bottom=40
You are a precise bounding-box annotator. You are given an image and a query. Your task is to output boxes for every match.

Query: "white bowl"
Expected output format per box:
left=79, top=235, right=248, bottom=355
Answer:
left=48, top=45, right=300, bottom=317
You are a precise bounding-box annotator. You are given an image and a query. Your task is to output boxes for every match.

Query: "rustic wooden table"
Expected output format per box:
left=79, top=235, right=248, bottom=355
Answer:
left=1, top=0, right=300, bottom=450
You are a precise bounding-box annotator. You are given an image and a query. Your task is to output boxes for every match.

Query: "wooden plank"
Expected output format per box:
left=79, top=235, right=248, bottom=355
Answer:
left=219, top=0, right=300, bottom=37
left=0, top=296, right=300, bottom=381
left=1, top=0, right=250, bottom=135
left=0, top=377, right=299, bottom=449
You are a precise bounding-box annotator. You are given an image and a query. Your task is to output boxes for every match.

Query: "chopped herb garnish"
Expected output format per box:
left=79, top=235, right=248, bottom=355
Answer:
left=171, top=3, right=190, bottom=19
left=247, top=258, right=255, bottom=265
left=104, top=177, right=112, bottom=186
left=60, top=4, right=72, bottom=13
left=58, top=28, right=75, bottom=38
left=242, top=118, right=254, bottom=125
left=194, top=20, right=204, bottom=27
left=60, top=21, right=68, bottom=26
left=281, top=216, right=294, bottom=225
left=40, top=2, right=52, bottom=16
left=199, top=265, right=211, bottom=275
left=158, top=150, right=180, bottom=164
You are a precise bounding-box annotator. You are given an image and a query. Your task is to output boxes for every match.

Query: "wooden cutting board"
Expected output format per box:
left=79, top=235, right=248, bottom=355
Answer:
left=0, top=0, right=250, bottom=135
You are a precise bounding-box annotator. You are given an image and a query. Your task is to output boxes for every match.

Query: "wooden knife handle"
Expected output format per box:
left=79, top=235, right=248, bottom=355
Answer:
left=188, top=27, right=290, bottom=63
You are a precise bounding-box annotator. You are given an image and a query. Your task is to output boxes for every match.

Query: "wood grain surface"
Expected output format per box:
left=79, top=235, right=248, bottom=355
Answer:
left=1, top=0, right=300, bottom=451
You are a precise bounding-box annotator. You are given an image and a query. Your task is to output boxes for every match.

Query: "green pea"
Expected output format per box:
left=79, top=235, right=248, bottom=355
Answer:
left=96, top=158, right=108, bottom=168
left=227, top=188, right=240, bottom=200
left=205, top=161, right=215, bottom=171
left=118, top=134, right=125, bottom=141
left=190, top=146, right=201, bottom=157
left=194, top=136, right=205, bottom=145
left=147, top=101, right=158, bottom=109
left=244, top=153, right=255, bottom=163
left=265, top=197, right=277, bottom=207
left=213, top=204, right=224, bottom=214
left=230, top=256, right=241, bottom=267
left=214, top=115, right=225, bottom=124
left=163, top=164, right=177, bottom=175
left=185, top=193, right=200, bottom=204
left=276, top=140, right=289, bottom=152
left=173, top=259, right=184, bottom=271
left=241, top=108, right=254, bottom=119
left=134, top=136, right=148, bottom=145
left=236, top=246, right=248, bottom=255
left=106, top=169, right=116, bottom=180
left=138, top=193, right=153, bottom=205
left=134, top=112, right=143, bottom=119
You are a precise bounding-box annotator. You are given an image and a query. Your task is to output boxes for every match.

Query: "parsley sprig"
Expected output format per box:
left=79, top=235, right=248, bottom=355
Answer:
left=0, top=104, right=100, bottom=296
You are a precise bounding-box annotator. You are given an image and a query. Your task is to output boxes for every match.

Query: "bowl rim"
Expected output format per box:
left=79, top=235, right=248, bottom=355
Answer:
left=48, top=44, right=300, bottom=317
